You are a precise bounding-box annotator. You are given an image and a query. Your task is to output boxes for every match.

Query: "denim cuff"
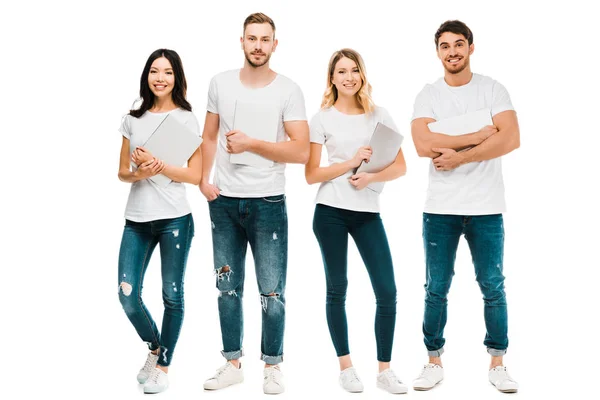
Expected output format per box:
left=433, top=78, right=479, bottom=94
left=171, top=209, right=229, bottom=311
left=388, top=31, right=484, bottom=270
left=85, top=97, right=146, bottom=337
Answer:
left=261, top=353, right=283, bottom=365
left=487, top=347, right=507, bottom=356
left=221, top=349, right=244, bottom=360
left=427, top=347, right=444, bottom=357
left=146, top=342, right=160, bottom=351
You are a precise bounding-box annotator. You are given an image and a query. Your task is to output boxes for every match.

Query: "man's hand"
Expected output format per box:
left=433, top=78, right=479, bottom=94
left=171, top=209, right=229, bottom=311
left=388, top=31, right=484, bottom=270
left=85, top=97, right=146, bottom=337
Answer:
left=225, top=130, right=255, bottom=154
left=475, top=125, right=498, bottom=144
left=432, top=148, right=465, bottom=171
left=199, top=180, right=221, bottom=202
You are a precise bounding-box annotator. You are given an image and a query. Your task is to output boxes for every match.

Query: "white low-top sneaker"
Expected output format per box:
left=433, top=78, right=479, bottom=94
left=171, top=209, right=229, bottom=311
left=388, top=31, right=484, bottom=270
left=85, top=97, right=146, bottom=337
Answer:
left=137, top=352, right=159, bottom=384
left=413, top=363, right=444, bottom=391
left=143, top=368, right=169, bottom=394
left=377, top=368, right=408, bottom=394
left=489, top=366, right=519, bottom=393
left=263, top=365, right=285, bottom=394
left=203, top=362, right=244, bottom=390
left=339, top=367, right=364, bottom=393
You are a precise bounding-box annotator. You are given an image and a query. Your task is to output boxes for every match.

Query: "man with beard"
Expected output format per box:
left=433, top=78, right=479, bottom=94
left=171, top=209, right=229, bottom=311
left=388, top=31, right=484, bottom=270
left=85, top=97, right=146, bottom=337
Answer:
left=199, top=12, right=309, bottom=395
left=410, top=20, right=520, bottom=393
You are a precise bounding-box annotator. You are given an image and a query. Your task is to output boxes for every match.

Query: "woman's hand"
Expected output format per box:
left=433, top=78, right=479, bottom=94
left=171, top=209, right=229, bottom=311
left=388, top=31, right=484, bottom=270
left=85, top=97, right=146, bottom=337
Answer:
left=131, top=147, right=154, bottom=166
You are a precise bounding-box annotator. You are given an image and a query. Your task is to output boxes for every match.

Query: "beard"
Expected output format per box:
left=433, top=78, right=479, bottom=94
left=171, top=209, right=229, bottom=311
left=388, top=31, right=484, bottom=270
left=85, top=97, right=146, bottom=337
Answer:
left=244, top=50, right=271, bottom=68
left=443, top=56, right=470, bottom=75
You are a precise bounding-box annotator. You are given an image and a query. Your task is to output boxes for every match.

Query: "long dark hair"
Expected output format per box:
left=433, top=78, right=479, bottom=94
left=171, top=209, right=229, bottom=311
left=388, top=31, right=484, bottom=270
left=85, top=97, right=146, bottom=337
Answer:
left=129, top=49, right=192, bottom=118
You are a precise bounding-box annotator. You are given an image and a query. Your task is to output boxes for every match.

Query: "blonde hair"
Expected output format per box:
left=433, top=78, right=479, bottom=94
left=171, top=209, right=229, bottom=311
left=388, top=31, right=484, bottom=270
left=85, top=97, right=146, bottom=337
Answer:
left=243, top=12, right=276, bottom=38
left=320, top=48, right=375, bottom=113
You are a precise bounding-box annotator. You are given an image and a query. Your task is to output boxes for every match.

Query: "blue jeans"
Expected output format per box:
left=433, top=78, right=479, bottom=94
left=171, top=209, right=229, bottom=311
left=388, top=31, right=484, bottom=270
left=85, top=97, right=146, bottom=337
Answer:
left=313, top=204, right=397, bottom=362
left=118, top=213, right=194, bottom=367
left=422, top=213, right=508, bottom=357
left=208, top=195, right=288, bottom=365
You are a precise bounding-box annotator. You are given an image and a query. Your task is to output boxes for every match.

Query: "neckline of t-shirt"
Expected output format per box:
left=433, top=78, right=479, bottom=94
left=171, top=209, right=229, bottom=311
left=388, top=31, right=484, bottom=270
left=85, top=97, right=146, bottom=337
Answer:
left=147, top=108, right=180, bottom=115
left=331, top=105, right=366, bottom=117
left=237, top=69, right=280, bottom=90
left=443, top=73, right=477, bottom=91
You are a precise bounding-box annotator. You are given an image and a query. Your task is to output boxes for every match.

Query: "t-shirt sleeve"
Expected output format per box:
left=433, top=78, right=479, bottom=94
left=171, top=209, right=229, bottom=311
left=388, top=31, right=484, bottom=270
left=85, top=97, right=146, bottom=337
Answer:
left=283, top=83, right=307, bottom=122
left=187, top=112, right=203, bottom=143
left=309, top=112, right=325, bottom=144
left=207, top=76, right=218, bottom=114
left=491, top=81, right=515, bottom=116
left=411, top=85, right=436, bottom=121
left=377, top=107, right=400, bottom=133
left=119, top=114, right=131, bottom=139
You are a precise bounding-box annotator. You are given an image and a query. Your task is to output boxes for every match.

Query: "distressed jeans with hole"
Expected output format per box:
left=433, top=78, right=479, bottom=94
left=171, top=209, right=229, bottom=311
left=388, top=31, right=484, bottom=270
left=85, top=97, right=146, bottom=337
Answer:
left=118, top=213, right=194, bottom=367
left=208, top=195, right=288, bottom=365
left=313, top=204, right=397, bottom=362
left=422, top=213, right=508, bottom=357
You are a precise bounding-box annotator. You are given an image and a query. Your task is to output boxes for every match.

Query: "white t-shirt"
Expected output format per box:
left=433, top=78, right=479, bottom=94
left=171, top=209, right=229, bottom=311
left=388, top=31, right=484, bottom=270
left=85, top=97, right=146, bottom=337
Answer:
left=119, top=108, right=201, bottom=222
left=412, top=73, right=515, bottom=215
left=207, top=69, right=307, bottom=197
left=310, top=106, right=398, bottom=213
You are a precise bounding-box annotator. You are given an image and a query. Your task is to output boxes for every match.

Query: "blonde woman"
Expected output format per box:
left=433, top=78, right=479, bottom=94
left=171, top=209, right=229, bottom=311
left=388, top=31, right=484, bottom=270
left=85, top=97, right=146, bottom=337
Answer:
left=305, top=49, right=407, bottom=394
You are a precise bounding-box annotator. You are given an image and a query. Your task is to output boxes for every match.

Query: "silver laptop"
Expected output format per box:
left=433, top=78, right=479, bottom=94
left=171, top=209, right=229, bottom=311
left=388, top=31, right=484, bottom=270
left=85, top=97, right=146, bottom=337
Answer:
left=354, top=123, right=403, bottom=193
left=136, top=113, right=203, bottom=187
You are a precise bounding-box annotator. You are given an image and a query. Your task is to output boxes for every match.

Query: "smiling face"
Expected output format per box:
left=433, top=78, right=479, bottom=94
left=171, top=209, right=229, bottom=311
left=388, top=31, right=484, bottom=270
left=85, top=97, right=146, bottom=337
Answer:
left=241, top=23, right=278, bottom=68
left=147, top=57, right=175, bottom=99
left=331, top=56, right=362, bottom=98
left=436, top=31, right=474, bottom=75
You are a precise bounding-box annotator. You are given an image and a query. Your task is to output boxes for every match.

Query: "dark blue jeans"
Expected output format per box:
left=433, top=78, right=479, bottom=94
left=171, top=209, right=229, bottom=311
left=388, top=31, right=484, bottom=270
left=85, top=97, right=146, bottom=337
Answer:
left=208, top=195, right=288, bottom=365
left=313, top=204, right=397, bottom=362
left=422, top=213, right=508, bottom=357
left=118, top=213, right=194, bottom=367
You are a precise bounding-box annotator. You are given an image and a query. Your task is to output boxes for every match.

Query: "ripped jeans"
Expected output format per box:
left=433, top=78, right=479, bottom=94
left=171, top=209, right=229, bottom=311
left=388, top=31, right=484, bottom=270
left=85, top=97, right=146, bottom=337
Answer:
left=117, top=213, right=194, bottom=367
left=208, top=195, right=288, bottom=365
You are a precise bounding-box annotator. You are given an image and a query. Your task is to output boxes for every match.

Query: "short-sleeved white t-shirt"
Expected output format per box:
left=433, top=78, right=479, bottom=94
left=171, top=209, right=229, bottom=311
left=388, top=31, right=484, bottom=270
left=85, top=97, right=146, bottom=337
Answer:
left=207, top=69, right=307, bottom=197
left=310, top=106, right=399, bottom=213
left=119, top=108, right=201, bottom=222
left=412, top=73, right=515, bottom=215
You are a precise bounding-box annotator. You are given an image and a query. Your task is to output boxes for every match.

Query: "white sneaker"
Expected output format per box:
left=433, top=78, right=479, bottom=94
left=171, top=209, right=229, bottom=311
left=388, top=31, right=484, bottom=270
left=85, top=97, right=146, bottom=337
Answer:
left=143, top=368, right=169, bottom=394
left=203, top=361, right=244, bottom=390
left=263, top=365, right=285, bottom=394
left=339, top=367, right=364, bottom=393
left=377, top=368, right=408, bottom=394
left=489, top=366, right=519, bottom=393
left=413, top=363, right=444, bottom=391
left=137, top=352, right=159, bottom=384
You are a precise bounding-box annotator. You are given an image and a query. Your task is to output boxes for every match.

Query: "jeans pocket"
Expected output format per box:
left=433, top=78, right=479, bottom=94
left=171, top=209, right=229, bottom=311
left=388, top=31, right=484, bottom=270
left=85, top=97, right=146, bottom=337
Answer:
left=261, top=194, right=285, bottom=203
left=207, top=195, right=220, bottom=204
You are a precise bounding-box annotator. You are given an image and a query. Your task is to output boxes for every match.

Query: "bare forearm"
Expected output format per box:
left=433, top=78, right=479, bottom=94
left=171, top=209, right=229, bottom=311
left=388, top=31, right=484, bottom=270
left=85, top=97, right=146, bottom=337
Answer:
left=250, top=139, right=309, bottom=164
left=461, top=129, right=519, bottom=163
left=417, top=132, right=481, bottom=158
left=201, top=138, right=217, bottom=182
left=371, top=163, right=407, bottom=183
left=118, top=168, right=143, bottom=183
left=161, top=165, right=201, bottom=185
left=306, top=161, right=354, bottom=185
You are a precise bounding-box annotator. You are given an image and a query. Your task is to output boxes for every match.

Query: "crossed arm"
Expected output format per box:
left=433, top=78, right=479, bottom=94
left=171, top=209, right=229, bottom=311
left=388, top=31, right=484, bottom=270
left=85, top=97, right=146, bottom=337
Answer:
left=411, top=110, right=520, bottom=170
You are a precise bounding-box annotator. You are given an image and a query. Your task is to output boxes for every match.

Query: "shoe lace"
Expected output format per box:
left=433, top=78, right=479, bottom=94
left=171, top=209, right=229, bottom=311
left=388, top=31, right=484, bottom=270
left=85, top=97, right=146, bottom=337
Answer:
left=147, top=368, right=160, bottom=384
left=418, top=364, right=434, bottom=379
left=143, top=354, right=158, bottom=372
left=346, top=368, right=360, bottom=383
left=213, top=363, right=232, bottom=379
left=264, top=366, right=280, bottom=382
left=383, top=369, right=402, bottom=384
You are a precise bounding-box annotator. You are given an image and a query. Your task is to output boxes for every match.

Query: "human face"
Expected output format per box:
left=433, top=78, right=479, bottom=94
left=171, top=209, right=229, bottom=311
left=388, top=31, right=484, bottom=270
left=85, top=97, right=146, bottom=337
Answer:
left=436, top=31, right=474, bottom=75
left=241, top=23, right=277, bottom=68
left=148, top=57, right=175, bottom=99
left=331, top=56, right=362, bottom=98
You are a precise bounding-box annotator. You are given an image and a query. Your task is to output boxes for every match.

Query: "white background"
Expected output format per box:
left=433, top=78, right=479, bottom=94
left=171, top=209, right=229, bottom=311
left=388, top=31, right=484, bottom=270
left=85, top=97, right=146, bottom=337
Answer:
left=2, top=0, right=598, bottom=399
